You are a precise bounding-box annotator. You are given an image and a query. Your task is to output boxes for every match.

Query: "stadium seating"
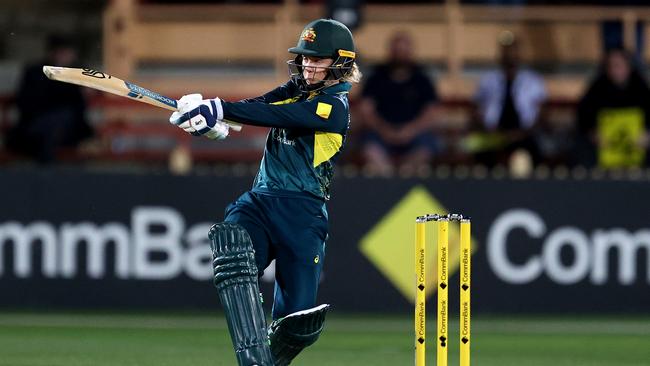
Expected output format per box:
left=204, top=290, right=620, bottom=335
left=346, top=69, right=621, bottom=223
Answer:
left=104, top=1, right=650, bottom=100
left=3, top=2, right=650, bottom=164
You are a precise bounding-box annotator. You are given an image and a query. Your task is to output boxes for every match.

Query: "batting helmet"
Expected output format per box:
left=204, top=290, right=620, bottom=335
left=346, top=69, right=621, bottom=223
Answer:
left=287, top=19, right=356, bottom=90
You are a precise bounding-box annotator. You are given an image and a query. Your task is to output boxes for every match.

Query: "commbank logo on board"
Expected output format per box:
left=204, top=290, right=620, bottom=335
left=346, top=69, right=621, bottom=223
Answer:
left=359, top=186, right=477, bottom=303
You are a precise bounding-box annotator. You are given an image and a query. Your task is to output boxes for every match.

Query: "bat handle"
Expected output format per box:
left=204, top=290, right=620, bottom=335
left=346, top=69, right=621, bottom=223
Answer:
left=227, top=122, right=243, bottom=132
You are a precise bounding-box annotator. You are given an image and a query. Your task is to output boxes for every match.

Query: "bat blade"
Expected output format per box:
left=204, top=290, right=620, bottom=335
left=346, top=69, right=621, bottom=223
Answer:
left=42, top=66, right=242, bottom=131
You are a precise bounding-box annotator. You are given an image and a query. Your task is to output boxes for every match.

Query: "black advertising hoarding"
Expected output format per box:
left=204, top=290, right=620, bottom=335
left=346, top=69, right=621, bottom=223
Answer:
left=0, top=169, right=648, bottom=313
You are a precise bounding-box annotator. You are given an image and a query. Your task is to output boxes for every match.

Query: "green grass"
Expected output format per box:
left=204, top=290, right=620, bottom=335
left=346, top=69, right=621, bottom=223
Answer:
left=0, top=312, right=649, bottom=365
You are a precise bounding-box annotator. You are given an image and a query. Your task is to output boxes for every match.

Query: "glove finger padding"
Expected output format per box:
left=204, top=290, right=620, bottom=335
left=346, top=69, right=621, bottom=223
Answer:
left=170, top=95, right=213, bottom=126
left=188, top=104, right=217, bottom=134
left=169, top=111, right=186, bottom=126
left=170, top=113, right=202, bottom=136
left=177, top=93, right=203, bottom=113
left=169, top=96, right=227, bottom=139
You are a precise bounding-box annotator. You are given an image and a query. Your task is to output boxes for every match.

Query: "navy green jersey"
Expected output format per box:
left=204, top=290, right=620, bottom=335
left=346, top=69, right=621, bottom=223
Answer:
left=221, top=80, right=352, bottom=200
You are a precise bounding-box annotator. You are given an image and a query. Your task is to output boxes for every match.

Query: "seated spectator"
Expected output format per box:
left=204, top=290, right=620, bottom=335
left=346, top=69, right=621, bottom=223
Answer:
left=472, top=31, right=546, bottom=168
left=6, top=34, right=93, bottom=163
left=575, top=48, right=650, bottom=169
left=358, top=31, right=439, bottom=174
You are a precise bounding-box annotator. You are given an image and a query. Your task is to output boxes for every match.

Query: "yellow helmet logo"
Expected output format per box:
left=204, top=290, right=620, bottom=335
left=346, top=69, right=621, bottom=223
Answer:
left=314, top=255, right=320, bottom=264
left=301, top=28, right=317, bottom=43
left=338, top=49, right=356, bottom=59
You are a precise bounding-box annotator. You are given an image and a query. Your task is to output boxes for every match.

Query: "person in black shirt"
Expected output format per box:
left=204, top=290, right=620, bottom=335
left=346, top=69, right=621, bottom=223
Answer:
left=575, top=48, right=650, bottom=168
left=359, top=31, right=439, bottom=174
left=7, top=35, right=92, bottom=163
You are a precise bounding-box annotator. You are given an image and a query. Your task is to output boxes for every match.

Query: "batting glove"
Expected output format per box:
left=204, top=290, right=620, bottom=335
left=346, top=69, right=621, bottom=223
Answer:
left=169, top=94, right=229, bottom=140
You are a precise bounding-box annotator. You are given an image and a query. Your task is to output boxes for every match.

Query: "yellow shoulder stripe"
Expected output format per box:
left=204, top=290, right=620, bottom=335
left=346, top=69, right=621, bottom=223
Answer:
left=316, top=102, right=332, bottom=119
left=313, top=132, right=343, bottom=167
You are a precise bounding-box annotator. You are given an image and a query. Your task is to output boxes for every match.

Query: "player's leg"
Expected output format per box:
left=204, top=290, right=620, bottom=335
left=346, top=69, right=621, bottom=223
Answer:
left=268, top=199, right=329, bottom=365
left=208, top=195, right=275, bottom=366
left=271, top=250, right=324, bottom=319
left=224, top=197, right=274, bottom=274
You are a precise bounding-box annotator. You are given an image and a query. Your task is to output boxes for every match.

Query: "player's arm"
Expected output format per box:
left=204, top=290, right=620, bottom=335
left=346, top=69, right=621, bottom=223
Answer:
left=221, top=95, right=347, bottom=133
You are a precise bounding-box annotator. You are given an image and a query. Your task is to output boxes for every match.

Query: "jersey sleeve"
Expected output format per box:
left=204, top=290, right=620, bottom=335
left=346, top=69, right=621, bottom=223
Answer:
left=222, top=93, right=348, bottom=133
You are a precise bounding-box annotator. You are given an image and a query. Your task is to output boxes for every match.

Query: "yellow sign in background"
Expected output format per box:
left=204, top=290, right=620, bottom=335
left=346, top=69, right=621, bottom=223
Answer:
left=597, top=107, right=646, bottom=168
left=359, top=186, right=477, bottom=302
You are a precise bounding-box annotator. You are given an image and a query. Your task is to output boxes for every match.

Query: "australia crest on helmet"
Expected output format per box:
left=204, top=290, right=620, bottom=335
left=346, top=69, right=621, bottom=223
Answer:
left=301, top=27, right=317, bottom=43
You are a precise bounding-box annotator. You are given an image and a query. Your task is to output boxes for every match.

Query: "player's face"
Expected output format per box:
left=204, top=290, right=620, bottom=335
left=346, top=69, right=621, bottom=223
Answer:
left=302, top=57, right=333, bottom=84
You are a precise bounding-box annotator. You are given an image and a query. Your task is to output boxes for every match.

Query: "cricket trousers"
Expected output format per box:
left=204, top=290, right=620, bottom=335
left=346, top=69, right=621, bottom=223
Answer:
left=224, top=188, right=328, bottom=320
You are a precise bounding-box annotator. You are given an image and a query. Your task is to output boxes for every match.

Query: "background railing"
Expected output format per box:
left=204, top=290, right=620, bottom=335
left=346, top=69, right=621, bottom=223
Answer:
left=104, top=0, right=650, bottom=99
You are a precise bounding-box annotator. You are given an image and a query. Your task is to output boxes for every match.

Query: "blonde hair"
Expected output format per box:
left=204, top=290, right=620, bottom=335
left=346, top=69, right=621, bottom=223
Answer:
left=342, top=63, right=362, bottom=83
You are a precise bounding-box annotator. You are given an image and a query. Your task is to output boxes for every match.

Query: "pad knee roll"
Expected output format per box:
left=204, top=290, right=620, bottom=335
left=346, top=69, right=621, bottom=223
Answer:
left=209, top=222, right=259, bottom=289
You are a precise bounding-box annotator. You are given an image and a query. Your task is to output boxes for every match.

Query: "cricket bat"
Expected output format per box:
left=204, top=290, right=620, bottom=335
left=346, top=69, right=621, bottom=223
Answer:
left=42, top=66, right=242, bottom=131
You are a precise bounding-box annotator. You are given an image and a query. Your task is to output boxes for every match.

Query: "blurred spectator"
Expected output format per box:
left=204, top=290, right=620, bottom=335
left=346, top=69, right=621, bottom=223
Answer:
left=472, top=31, right=546, bottom=168
left=358, top=31, right=439, bottom=174
left=6, top=35, right=92, bottom=163
left=575, top=48, right=650, bottom=169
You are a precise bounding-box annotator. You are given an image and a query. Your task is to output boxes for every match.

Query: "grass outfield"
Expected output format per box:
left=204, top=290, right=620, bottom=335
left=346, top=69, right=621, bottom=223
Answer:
left=1, top=312, right=649, bottom=366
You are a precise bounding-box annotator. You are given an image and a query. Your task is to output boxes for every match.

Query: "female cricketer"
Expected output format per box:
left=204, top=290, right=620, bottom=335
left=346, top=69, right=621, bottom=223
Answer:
left=169, top=19, right=361, bottom=366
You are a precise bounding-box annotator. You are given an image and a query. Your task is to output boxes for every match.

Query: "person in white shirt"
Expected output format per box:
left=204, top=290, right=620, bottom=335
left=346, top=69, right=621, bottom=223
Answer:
left=473, top=32, right=547, bottom=167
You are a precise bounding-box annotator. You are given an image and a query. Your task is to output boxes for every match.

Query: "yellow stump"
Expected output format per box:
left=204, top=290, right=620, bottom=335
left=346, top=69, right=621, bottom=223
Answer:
left=437, top=219, right=449, bottom=366
left=460, top=220, right=471, bottom=366
left=415, top=214, right=471, bottom=366
left=415, top=221, right=426, bottom=366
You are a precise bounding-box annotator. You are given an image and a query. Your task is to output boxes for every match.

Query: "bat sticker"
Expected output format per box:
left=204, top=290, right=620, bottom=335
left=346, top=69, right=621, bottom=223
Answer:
left=125, top=81, right=178, bottom=108
left=81, top=69, right=111, bottom=79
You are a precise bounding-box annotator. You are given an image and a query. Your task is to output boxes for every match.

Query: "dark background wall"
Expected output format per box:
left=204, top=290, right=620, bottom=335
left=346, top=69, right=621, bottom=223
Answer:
left=1, top=169, right=649, bottom=313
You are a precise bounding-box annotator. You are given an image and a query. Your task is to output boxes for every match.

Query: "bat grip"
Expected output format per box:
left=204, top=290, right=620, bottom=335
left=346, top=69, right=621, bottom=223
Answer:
left=227, top=122, right=243, bottom=132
